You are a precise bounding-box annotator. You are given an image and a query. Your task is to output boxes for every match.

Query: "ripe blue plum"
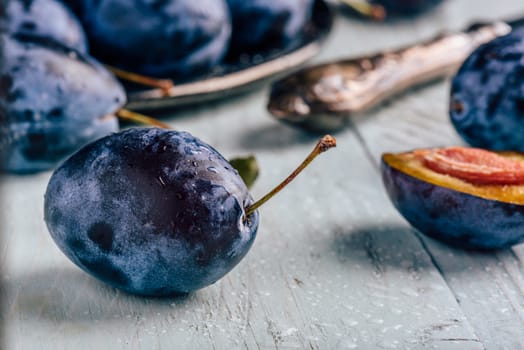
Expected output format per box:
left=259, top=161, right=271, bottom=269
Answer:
left=1, top=0, right=88, bottom=52
left=0, top=33, right=125, bottom=173
left=67, top=0, right=231, bottom=79
left=44, top=128, right=260, bottom=296
left=225, top=0, right=315, bottom=55
left=1, top=117, right=118, bottom=173
left=450, top=28, right=524, bottom=151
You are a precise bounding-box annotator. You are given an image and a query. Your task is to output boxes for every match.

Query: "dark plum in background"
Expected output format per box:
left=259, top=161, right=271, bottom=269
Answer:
left=382, top=150, right=524, bottom=250
left=450, top=28, right=524, bottom=151
left=225, top=0, right=315, bottom=55
left=66, top=0, right=231, bottom=79
left=371, top=0, right=443, bottom=15
left=44, top=128, right=259, bottom=296
left=1, top=0, right=88, bottom=52
left=0, top=33, right=125, bottom=173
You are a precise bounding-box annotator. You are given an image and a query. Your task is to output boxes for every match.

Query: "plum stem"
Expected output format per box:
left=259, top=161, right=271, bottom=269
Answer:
left=116, top=109, right=171, bottom=129
left=105, top=64, right=174, bottom=94
left=244, top=135, right=337, bottom=217
left=339, top=0, right=386, bottom=20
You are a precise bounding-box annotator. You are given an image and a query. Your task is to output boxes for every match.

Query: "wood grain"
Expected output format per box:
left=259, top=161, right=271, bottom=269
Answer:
left=354, top=63, right=524, bottom=350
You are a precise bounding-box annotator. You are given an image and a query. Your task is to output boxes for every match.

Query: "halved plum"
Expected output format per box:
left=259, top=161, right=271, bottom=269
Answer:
left=381, top=147, right=524, bottom=250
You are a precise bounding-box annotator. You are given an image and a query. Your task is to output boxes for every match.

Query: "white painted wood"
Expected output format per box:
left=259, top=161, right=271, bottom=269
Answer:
left=3, top=0, right=524, bottom=349
left=0, top=123, right=482, bottom=349
left=352, top=2, right=524, bottom=347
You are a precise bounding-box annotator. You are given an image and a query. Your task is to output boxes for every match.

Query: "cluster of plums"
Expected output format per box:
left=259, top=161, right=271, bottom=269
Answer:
left=382, top=28, right=524, bottom=250
left=62, top=0, right=316, bottom=79
left=1, top=0, right=317, bottom=173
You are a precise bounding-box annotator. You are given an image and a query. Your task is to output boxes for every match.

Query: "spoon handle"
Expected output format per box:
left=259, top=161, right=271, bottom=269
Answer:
left=268, top=21, right=512, bottom=132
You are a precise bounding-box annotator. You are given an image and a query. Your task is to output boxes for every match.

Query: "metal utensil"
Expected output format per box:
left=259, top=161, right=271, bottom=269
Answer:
left=267, top=19, right=521, bottom=132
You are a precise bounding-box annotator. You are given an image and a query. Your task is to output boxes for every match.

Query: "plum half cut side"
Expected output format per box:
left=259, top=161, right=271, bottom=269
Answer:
left=381, top=148, right=524, bottom=250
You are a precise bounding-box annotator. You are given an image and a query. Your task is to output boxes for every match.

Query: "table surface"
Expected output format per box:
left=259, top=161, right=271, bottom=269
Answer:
left=3, top=1, right=524, bottom=349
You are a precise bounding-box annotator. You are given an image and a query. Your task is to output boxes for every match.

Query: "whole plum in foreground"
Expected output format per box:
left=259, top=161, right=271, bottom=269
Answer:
left=44, top=128, right=260, bottom=296
left=450, top=29, right=524, bottom=151
left=382, top=147, right=524, bottom=250
left=67, top=0, right=231, bottom=79
left=225, top=0, right=315, bottom=55
left=0, top=33, right=125, bottom=173
left=1, top=0, right=88, bottom=52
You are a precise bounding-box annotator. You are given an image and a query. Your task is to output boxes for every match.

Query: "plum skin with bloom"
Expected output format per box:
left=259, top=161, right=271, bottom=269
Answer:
left=66, top=0, right=232, bottom=79
left=0, top=33, right=124, bottom=173
left=225, top=0, right=315, bottom=55
left=2, top=0, right=88, bottom=52
left=44, top=128, right=260, bottom=296
left=450, top=28, right=524, bottom=151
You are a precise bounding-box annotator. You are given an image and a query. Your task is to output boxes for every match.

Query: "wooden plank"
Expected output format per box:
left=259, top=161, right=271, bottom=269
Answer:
left=354, top=71, right=524, bottom=349
left=329, top=2, right=524, bottom=347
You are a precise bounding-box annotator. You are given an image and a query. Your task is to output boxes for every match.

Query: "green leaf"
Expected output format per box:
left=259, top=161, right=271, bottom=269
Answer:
left=229, top=155, right=259, bottom=189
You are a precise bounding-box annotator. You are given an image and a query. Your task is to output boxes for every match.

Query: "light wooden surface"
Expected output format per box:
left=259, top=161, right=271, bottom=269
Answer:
left=3, top=1, right=524, bottom=349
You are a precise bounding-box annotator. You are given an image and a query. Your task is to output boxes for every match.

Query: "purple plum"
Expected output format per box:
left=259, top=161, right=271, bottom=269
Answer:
left=44, top=128, right=260, bottom=296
